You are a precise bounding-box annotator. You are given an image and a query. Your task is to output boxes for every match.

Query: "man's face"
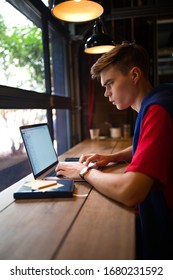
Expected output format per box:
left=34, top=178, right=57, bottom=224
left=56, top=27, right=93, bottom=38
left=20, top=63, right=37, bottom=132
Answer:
left=100, top=66, right=137, bottom=110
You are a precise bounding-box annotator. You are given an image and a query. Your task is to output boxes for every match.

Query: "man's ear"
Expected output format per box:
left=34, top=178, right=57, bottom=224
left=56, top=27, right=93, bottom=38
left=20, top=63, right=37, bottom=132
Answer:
left=130, top=67, right=141, bottom=84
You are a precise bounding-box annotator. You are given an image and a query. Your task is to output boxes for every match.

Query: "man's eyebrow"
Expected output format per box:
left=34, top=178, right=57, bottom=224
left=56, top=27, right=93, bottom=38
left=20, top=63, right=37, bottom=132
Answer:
left=103, top=79, right=113, bottom=87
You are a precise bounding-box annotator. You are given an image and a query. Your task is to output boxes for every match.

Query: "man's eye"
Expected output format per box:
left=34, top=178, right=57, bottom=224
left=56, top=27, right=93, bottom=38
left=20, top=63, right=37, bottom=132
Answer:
left=104, top=81, right=113, bottom=90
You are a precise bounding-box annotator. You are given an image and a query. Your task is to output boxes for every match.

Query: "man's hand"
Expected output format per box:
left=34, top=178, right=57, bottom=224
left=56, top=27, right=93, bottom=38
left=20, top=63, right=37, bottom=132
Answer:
left=55, top=162, right=85, bottom=179
left=80, top=153, right=111, bottom=167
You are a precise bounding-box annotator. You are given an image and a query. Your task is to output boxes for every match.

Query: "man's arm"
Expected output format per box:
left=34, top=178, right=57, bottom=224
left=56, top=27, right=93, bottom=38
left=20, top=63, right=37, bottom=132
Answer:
left=83, top=168, right=153, bottom=207
left=56, top=160, right=153, bottom=208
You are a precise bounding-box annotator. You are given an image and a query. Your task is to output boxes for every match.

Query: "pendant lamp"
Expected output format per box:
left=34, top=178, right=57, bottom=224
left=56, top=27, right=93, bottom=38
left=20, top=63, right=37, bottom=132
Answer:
left=84, top=18, right=115, bottom=54
left=51, top=0, right=104, bottom=22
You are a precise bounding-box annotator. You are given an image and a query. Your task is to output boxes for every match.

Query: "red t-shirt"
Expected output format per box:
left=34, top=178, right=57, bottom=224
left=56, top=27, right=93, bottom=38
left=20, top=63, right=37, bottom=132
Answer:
left=126, top=104, right=173, bottom=216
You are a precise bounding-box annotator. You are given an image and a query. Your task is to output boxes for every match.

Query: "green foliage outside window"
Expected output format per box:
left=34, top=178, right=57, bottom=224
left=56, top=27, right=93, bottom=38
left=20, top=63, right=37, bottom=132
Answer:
left=0, top=14, right=44, bottom=91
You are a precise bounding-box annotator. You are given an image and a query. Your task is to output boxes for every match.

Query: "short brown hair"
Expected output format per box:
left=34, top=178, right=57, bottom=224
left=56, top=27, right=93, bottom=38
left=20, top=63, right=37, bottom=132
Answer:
left=90, top=42, right=150, bottom=79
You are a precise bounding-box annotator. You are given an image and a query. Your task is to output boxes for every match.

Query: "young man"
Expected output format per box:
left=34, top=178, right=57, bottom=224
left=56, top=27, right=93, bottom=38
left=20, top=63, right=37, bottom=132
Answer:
left=56, top=42, right=173, bottom=259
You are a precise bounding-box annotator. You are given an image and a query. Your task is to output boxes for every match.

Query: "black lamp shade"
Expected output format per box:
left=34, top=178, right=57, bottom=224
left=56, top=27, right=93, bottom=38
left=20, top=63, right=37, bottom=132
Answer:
left=84, top=19, right=115, bottom=54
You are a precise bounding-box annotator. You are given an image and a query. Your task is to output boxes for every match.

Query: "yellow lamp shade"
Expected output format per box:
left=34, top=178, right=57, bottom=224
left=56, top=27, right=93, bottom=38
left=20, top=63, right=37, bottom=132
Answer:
left=52, top=0, right=104, bottom=22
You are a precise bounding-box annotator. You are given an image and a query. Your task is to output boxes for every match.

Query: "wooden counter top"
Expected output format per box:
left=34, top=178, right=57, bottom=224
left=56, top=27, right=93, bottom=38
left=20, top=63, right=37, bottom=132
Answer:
left=0, top=138, right=135, bottom=260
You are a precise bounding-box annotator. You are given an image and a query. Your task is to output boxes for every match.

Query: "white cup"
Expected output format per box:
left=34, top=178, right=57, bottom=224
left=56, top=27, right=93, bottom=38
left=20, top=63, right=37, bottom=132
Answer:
left=110, top=127, right=121, bottom=139
left=89, top=129, right=100, bottom=140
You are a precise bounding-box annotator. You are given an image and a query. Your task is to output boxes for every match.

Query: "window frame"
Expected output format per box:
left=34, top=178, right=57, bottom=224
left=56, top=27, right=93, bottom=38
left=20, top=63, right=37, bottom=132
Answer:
left=1, top=0, right=71, bottom=140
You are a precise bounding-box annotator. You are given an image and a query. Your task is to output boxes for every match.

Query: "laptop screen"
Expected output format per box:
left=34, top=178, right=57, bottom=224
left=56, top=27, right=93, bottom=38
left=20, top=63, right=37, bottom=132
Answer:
left=20, top=123, right=58, bottom=177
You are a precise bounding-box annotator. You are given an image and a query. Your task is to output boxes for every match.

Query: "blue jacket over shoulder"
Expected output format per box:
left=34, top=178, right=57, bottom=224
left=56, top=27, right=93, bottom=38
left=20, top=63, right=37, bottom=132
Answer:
left=133, top=84, right=173, bottom=259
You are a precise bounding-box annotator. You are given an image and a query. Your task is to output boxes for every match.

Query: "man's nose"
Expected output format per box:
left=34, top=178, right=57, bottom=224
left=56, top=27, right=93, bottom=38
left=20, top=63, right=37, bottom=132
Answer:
left=104, top=89, right=110, bottom=97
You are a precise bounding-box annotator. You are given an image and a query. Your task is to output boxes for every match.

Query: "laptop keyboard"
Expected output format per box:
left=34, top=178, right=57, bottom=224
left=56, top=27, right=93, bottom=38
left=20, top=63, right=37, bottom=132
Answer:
left=47, top=170, right=57, bottom=177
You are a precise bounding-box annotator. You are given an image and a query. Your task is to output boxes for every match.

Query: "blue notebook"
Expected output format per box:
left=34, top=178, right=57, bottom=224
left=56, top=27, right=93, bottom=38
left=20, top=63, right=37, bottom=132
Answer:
left=13, top=179, right=74, bottom=200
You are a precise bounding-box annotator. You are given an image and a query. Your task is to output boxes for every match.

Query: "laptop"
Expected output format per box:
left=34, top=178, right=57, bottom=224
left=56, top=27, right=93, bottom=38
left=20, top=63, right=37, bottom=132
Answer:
left=20, top=123, right=82, bottom=179
left=20, top=123, right=60, bottom=180
left=15, top=123, right=75, bottom=199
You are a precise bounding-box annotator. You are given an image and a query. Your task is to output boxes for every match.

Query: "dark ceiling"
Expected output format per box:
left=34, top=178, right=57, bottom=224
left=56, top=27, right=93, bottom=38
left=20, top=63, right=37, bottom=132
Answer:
left=36, top=1, right=173, bottom=76
left=100, top=0, right=173, bottom=19
left=74, top=0, right=173, bottom=78
left=90, top=1, right=173, bottom=42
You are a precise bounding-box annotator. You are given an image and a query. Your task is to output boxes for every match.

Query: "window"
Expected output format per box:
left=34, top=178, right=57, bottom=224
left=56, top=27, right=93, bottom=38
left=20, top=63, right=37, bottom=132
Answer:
left=0, top=0, right=72, bottom=191
left=0, top=0, right=45, bottom=91
left=0, top=108, right=47, bottom=191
